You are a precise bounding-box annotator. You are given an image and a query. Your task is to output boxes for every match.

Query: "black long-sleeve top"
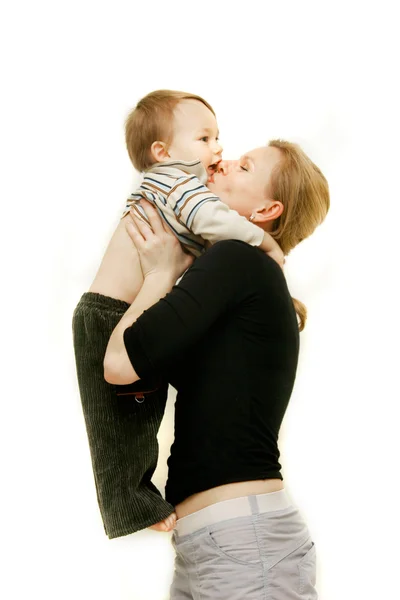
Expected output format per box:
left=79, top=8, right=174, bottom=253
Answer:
left=123, top=240, right=300, bottom=506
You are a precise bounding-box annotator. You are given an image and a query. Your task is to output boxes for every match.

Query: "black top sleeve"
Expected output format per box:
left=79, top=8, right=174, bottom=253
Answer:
left=123, top=240, right=258, bottom=379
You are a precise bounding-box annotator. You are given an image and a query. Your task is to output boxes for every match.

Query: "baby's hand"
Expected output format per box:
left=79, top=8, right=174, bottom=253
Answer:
left=266, top=247, right=285, bottom=269
left=259, top=232, right=285, bottom=269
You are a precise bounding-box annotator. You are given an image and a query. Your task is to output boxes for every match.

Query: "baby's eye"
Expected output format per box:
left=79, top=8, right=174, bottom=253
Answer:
left=240, top=166, right=248, bottom=172
left=200, top=136, right=209, bottom=142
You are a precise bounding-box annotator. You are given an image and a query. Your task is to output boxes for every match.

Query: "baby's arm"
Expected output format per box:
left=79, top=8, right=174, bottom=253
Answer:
left=168, top=176, right=284, bottom=267
left=258, top=232, right=285, bottom=268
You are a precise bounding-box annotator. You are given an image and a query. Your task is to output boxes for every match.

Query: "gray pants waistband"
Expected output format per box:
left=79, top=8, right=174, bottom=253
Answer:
left=175, top=489, right=292, bottom=537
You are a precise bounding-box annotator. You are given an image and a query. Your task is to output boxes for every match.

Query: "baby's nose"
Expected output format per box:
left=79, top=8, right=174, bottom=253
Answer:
left=215, top=140, right=223, bottom=155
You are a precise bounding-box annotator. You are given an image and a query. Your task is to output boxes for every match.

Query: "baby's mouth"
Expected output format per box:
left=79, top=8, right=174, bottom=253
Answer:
left=207, top=163, right=220, bottom=183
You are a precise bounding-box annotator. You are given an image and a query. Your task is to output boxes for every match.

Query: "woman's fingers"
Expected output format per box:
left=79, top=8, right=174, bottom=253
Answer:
left=125, top=218, right=145, bottom=247
left=129, top=210, right=154, bottom=241
left=127, top=199, right=193, bottom=281
left=130, top=200, right=172, bottom=238
left=139, top=200, right=171, bottom=237
left=130, top=201, right=174, bottom=244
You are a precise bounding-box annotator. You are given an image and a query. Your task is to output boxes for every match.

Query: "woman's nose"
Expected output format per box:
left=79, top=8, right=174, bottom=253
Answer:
left=218, top=160, right=239, bottom=175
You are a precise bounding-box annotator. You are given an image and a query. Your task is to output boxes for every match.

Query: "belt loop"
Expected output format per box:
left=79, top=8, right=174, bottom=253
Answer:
left=248, top=495, right=259, bottom=516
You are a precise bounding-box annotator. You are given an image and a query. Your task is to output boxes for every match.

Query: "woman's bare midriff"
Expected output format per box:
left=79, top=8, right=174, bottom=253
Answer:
left=88, top=217, right=144, bottom=303
left=174, top=479, right=284, bottom=519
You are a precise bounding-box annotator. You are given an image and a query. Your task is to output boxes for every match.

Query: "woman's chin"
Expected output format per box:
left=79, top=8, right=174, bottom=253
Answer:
left=207, top=178, right=220, bottom=193
left=208, top=180, right=228, bottom=203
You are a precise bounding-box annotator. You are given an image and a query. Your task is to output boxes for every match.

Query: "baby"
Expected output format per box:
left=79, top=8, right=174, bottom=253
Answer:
left=123, top=89, right=284, bottom=268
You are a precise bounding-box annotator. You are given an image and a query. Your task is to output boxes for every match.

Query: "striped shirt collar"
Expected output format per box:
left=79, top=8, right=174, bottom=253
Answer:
left=146, top=159, right=208, bottom=185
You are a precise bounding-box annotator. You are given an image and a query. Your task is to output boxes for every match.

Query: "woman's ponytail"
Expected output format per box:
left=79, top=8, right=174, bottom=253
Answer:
left=292, top=297, right=307, bottom=332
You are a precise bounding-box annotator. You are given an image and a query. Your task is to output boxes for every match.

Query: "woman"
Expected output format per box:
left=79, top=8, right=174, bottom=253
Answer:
left=104, top=140, right=329, bottom=598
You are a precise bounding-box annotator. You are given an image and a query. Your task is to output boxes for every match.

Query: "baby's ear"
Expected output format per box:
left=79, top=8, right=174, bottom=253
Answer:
left=151, top=141, right=169, bottom=163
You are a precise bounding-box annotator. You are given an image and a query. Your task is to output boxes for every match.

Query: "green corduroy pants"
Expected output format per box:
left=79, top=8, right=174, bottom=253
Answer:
left=72, top=292, right=174, bottom=539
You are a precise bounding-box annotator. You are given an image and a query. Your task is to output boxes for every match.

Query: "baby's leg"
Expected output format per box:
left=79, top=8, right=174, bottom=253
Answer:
left=72, top=293, right=174, bottom=538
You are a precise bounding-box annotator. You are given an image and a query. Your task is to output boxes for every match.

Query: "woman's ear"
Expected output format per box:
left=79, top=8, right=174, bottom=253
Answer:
left=150, top=141, right=170, bottom=163
left=253, top=201, right=284, bottom=224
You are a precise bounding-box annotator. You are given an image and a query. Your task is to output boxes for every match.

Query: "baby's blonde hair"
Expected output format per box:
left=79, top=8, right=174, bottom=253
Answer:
left=125, top=89, right=216, bottom=172
left=267, top=140, right=330, bottom=331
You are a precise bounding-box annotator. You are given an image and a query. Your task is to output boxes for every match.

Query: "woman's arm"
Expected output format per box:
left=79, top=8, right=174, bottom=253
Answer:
left=105, top=201, right=280, bottom=386
left=121, top=239, right=256, bottom=382
left=103, top=203, right=194, bottom=384
left=103, top=272, right=176, bottom=384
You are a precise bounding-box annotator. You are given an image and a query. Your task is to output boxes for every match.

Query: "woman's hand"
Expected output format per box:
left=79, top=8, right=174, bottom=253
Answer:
left=125, top=200, right=194, bottom=281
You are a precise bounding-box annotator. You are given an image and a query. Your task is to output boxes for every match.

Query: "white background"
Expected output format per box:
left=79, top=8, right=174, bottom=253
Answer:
left=1, top=1, right=399, bottom=599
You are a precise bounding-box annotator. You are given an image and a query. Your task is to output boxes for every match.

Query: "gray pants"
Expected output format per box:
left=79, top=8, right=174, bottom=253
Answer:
left=170, top=489, right=317, bottom=599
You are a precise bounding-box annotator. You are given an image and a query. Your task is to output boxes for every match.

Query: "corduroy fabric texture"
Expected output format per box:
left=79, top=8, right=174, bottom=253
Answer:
left=72, top=292, right=174, bottom=539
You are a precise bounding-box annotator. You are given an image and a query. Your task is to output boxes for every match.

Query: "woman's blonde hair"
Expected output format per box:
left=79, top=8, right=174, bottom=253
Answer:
left=125, top=89, right=215, bottom=172
left=267, top=139, right=330, bottom=331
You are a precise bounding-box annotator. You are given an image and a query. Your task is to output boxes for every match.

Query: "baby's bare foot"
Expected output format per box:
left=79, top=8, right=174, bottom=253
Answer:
left=149, top=512, right=177, bottom=532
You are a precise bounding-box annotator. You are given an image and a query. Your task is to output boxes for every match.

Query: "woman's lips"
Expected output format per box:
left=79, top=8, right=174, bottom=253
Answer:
left=207, top=163, right=220, bottom=184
